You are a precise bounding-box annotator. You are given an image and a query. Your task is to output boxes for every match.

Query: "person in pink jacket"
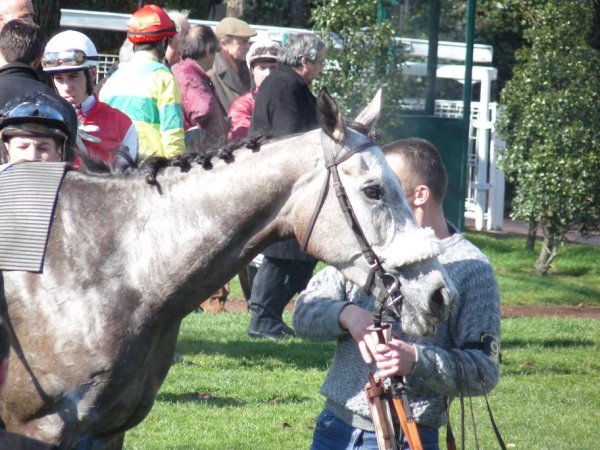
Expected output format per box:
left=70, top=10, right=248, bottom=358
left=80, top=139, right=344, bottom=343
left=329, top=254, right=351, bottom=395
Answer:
left=172, top=24, right=229, bottom=149
left=228, top=39, right=280, bottom=141
left=226, top=39, right=280, bottom=303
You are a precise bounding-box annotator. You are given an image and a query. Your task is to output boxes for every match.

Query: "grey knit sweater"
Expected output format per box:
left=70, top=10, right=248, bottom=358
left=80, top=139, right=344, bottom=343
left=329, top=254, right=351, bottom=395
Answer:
left=293, top=230, right=501, bottom=430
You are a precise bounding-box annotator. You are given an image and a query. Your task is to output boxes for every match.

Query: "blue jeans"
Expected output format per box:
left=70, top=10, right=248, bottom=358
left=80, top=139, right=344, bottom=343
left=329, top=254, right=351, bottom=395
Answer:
left=311, top=408, right=439, bottom=450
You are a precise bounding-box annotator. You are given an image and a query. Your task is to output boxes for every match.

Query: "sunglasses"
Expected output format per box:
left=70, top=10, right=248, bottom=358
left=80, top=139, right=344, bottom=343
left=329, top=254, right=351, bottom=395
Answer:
left=42, top=50, right=98, bottom=69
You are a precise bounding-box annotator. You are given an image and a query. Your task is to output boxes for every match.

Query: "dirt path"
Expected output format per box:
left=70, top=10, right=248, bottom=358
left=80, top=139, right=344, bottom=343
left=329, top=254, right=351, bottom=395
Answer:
left=219, top=298, right=600, bottom=320
left=500, top=305, right=600, bottom=319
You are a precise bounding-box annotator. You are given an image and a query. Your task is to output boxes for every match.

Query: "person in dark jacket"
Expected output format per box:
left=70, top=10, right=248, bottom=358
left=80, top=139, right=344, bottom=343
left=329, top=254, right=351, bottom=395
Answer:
left=208, top=17, right=256, bottom=112
left=246, top=33, right=327, bottom=340
left=0, top=20, right=78, bottom=159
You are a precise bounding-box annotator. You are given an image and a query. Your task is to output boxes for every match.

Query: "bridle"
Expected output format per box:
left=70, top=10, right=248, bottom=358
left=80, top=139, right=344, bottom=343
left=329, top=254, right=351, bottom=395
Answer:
left=301, top=129, right=428, bottom=450
left=300, top=130, right=405, bottom=336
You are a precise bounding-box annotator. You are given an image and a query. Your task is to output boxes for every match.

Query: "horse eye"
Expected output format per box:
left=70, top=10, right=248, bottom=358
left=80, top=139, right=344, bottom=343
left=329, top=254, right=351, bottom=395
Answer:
left=363, top=185, right=383, bottom=200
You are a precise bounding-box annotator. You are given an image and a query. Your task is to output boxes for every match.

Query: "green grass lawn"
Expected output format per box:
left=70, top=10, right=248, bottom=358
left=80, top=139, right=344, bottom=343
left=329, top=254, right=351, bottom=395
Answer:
left=124, top=312, right=600, bottom=449
left=466, top=231, right=600, bottom=307
left=124, top=232, right=600, bottom=449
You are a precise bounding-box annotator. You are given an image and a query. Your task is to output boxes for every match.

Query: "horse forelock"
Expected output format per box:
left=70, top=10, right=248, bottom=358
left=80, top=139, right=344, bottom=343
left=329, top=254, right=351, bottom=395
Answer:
left=347, top=121, right=382, bottom=142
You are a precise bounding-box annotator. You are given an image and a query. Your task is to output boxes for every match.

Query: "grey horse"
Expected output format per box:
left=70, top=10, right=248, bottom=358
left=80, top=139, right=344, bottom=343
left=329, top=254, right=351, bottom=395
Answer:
left=0, top=90, right=455, bottom=448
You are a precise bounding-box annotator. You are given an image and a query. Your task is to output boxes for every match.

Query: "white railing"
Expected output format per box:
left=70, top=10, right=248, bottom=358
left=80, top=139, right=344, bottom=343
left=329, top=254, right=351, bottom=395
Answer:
left=96, top=53, right=119, bottom=83
left=61, top=9, right=494, bottom=64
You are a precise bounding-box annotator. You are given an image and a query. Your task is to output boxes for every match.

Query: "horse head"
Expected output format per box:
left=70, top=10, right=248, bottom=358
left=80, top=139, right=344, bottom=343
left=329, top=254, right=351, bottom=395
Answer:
left=296, top=88, right=455, bottom=336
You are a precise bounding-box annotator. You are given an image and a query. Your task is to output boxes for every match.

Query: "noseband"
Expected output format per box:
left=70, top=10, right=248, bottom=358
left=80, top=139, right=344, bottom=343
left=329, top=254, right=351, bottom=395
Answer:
left=300, top=131, right=405, bottom=334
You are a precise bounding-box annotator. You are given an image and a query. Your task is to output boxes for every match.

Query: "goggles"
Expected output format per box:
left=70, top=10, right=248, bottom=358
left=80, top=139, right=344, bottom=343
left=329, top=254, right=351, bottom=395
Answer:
left=42, top=49, right=98, bottom=69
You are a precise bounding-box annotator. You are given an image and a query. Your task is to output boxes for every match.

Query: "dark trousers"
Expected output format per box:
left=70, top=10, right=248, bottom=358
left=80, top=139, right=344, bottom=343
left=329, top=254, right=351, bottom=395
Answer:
left=238, top=265, right=258, bottom=301
left=248, top=256, right=317, bottom=334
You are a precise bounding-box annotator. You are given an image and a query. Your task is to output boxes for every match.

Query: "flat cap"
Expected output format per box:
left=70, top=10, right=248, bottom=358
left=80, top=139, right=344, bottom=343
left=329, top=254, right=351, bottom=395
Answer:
left=215, top=17, right=257, bottom=38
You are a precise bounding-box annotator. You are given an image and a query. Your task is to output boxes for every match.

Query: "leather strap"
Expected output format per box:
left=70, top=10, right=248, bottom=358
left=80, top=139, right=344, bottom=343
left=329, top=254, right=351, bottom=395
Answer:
left=445, top=349, right=507, bottom=450
left=445, top=397, right=457, bottom=450
left=389, top=381, right=423, bottom=450
left=365, top=373, right=398, bottom=450
left=301, top=132, right=384, bottom=283
left=302, top=131, right=406, bottom=325
left=484, top=391, right=507, bottom=450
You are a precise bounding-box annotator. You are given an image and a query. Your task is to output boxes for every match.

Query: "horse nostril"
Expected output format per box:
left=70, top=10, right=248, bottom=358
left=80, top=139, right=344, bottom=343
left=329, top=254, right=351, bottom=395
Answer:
left=430, top=287, right=449, bottom=320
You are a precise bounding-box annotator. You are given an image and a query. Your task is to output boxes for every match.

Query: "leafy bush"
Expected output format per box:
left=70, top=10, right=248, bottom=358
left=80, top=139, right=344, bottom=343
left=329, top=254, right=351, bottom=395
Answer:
left=497, top=0, right=600, bottom=274
left=243, top=0, right=312, bottom=27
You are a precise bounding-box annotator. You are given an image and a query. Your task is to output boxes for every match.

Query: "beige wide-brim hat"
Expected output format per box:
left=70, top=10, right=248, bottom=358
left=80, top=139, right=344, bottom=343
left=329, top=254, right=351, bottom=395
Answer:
left=215, top=17, right=257, bottom=38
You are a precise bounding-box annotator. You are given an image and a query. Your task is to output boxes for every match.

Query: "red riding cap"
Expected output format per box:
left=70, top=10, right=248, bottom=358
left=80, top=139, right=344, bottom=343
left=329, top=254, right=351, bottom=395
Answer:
left=127, top=4, right=176, bottom=45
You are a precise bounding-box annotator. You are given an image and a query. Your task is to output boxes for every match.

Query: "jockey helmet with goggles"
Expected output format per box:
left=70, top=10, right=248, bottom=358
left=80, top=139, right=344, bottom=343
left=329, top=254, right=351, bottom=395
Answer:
left=42, top=30, right=99, bottom=73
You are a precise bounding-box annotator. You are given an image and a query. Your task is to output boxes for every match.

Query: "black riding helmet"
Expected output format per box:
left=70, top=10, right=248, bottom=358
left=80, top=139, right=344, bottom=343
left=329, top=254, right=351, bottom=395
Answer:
left=0, top=92, right=77, bottom=162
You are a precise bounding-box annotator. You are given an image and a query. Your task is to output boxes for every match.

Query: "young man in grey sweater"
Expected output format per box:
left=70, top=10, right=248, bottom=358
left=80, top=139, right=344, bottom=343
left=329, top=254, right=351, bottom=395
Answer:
left=293, top=138, right=501, bottom=450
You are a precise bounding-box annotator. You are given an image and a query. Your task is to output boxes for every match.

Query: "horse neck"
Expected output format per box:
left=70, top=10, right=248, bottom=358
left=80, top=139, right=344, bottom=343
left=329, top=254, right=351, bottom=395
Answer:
left=169, top=142, right=308, bottom=258
left=96, top=137, right=314, bottom=311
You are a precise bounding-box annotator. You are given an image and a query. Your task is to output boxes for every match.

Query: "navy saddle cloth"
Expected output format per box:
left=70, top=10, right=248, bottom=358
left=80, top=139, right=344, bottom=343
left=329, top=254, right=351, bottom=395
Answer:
left=0, top=161, right=68, bottom=272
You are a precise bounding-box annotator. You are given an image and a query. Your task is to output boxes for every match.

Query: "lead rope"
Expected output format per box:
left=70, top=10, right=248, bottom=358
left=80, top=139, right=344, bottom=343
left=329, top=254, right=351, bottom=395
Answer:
left=447, top=392, right=506, bottom=450
left=446, top=351, right=507, bottom=450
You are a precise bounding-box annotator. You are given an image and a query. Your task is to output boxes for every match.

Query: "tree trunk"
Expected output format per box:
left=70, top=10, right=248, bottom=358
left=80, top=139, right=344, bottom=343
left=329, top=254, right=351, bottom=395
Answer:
left=526, top=218, right=538, bottom=252
left=534, top=233, right=562, bottom=275
left=227, top=0, right=244, bottom=17
left=33, top=0, right=61, bottom=37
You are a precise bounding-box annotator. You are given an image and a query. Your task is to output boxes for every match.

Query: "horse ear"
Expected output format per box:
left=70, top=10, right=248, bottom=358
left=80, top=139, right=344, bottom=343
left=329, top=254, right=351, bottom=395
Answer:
left=317, top=88, right=345, bottom=142
left=353, top=88, right=382, bottom=130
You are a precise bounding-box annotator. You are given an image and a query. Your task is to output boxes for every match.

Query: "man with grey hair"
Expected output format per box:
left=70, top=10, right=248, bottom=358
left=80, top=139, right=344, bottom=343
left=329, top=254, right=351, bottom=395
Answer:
left=249, top=33, right=326, bottom=136
left=165, top=9, right=191, bottom=66
left=246, top=33, right=327, bottom=340
left=0, top=0, right=33, bottom=30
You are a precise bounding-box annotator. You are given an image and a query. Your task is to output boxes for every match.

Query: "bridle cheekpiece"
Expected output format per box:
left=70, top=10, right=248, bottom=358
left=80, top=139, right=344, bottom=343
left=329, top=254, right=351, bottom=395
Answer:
left=300, top=131, right=405, bottom=335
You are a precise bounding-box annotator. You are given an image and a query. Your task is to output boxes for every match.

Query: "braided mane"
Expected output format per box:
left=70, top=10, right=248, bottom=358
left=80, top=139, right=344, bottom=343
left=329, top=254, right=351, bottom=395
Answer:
left=74, top=123, right=379, bottom=191
left=141, top=132, right=270, bottom=187
left=72, top=132, right=270, bottom=186
left=138, top=122, right=378, bottom=185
